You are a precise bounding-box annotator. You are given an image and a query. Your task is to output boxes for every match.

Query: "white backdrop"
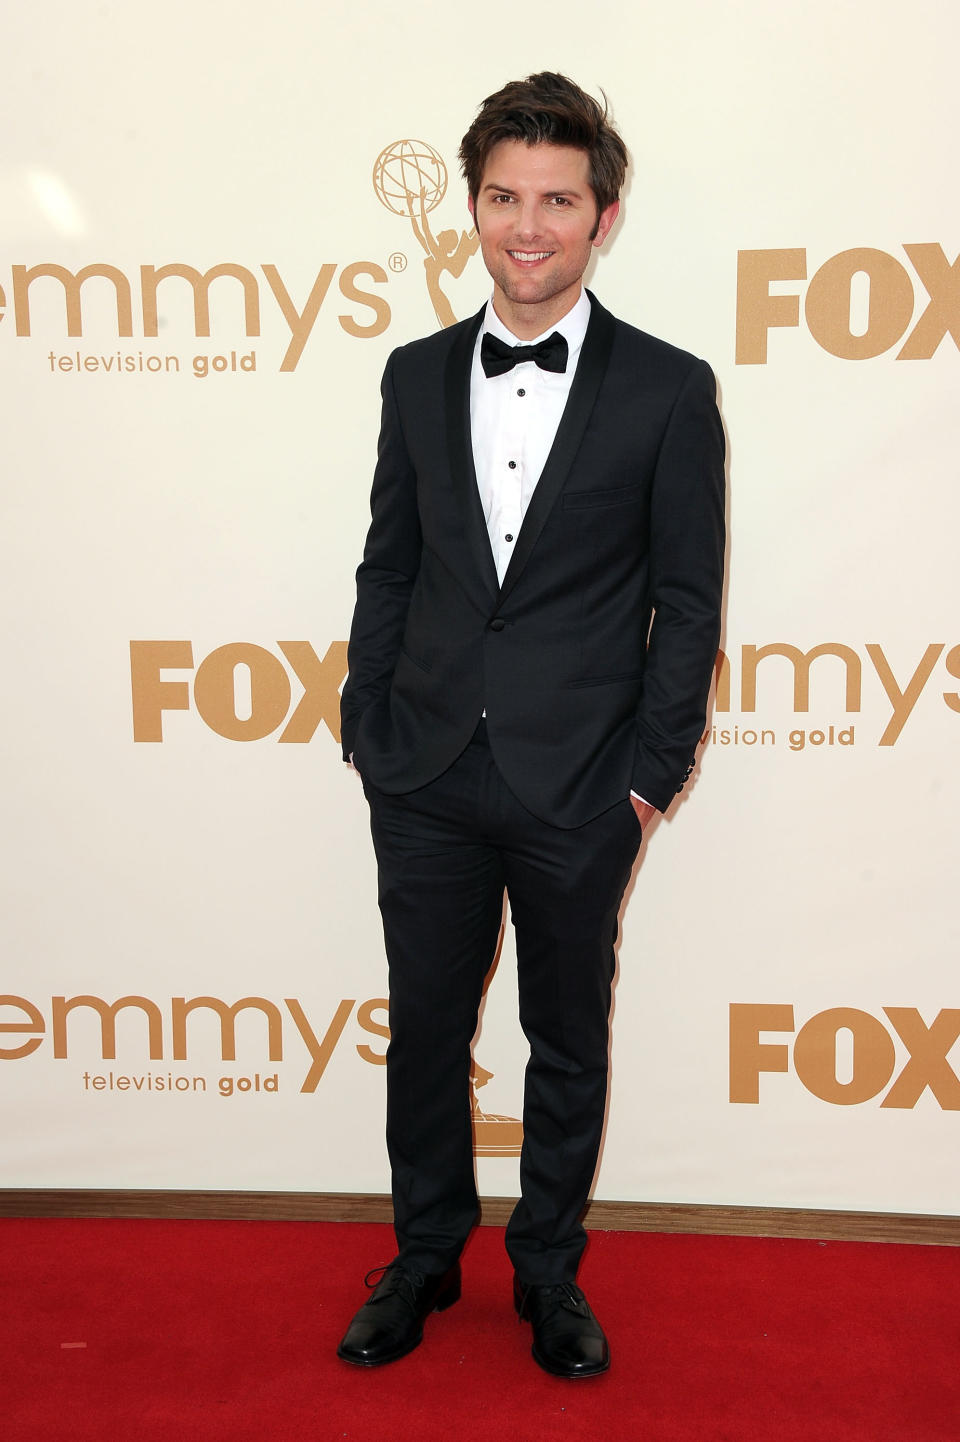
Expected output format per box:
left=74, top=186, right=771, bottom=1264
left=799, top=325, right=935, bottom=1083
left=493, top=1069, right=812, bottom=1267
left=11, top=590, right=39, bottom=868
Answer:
left=2, top=0, right=958, bottom=1216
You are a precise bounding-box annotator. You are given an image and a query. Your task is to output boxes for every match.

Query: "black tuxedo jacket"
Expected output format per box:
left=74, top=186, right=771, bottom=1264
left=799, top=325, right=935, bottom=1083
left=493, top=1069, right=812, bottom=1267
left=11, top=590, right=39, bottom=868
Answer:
left=341, top=293, right=725, bottom=827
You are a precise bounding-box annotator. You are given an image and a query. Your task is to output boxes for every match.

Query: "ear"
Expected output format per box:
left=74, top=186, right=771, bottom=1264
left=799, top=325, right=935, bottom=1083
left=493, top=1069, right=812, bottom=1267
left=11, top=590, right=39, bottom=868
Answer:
left=592, top=199, right=620, bottom=248
left=467, top=194, right=476, bottom=226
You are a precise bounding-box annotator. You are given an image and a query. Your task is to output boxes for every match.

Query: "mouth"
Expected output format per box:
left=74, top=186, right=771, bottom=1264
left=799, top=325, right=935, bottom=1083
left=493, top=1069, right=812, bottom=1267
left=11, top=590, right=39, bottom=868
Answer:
left=507, top=249, right=554, bottom=265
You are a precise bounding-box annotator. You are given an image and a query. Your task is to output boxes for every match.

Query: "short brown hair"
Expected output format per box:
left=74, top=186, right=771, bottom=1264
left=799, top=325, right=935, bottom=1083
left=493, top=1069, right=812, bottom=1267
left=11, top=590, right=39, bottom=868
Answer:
left=458, top=72, right=628, bottom=217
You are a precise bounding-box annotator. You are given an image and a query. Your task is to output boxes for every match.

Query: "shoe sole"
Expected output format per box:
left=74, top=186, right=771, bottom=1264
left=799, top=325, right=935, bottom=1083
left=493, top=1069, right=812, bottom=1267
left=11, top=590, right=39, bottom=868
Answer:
left=337, top=1331, right=425, bottom=1367
left=530, top=1342, right=610, bottom=1378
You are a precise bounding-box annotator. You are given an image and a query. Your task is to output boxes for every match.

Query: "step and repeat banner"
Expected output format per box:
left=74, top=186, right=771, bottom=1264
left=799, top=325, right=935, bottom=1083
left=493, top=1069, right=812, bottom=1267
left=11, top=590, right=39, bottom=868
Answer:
left=2, top=1, right=957, bottom=1217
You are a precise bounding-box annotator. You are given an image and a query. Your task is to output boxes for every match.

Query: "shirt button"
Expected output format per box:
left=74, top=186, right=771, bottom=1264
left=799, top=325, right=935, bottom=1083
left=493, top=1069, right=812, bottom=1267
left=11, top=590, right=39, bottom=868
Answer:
left=508, top=460, right=517, bottom=470
left=517, top=388, right=526, bottom=396
left=505, top=533, right=513, bottom=542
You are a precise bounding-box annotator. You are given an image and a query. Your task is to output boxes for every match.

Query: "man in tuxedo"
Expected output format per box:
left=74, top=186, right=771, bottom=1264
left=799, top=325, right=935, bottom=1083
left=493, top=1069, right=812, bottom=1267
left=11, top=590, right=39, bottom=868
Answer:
left=338, top=72, right=725, bottom=1376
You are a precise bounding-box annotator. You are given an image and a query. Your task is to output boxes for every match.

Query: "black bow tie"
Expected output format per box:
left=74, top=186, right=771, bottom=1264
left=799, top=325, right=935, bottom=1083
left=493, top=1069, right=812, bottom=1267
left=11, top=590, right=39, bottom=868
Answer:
left=480, top=330, right=568, bottom=378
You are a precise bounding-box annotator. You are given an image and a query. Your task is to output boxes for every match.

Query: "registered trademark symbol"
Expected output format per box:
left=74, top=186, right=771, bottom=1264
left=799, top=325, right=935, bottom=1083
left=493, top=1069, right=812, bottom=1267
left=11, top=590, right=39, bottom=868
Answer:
left=388, top=251, right=408, bottom=273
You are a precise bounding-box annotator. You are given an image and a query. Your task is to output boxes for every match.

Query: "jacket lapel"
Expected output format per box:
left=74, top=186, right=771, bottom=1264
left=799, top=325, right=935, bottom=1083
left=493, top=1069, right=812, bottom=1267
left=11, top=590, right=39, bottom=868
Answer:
left=444, top=306, right=501, bottom=608
left=497, top=294, right=615, bottom=606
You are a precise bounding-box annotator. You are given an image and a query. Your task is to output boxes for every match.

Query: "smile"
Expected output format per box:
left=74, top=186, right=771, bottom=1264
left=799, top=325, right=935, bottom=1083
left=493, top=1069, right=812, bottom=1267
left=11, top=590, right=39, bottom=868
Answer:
left=507, top=250, right=554, bottom=262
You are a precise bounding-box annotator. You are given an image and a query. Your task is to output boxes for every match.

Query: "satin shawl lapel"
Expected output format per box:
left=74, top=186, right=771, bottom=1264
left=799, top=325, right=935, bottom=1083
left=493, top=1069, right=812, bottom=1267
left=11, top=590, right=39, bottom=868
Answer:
left=497, top=295, right=615, bottom=607
left=443, top=306, right=500, bottom=610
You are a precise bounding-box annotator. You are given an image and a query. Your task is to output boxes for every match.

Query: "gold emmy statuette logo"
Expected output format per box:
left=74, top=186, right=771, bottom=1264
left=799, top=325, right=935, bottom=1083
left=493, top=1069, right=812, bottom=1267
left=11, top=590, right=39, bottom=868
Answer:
left=372, top=139, right=479, bottom=328
left=471, top=1061, right=523, bottom=1157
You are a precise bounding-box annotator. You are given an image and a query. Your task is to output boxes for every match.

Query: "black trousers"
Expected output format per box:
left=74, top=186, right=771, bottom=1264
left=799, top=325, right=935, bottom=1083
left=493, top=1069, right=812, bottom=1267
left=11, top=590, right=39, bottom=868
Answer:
left=364, top=721, right=642, bottom=1285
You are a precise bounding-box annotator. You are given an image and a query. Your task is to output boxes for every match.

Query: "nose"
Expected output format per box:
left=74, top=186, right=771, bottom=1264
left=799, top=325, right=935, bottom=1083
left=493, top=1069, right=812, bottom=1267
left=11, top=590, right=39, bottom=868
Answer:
left=515, top=202, right=541, bottom=241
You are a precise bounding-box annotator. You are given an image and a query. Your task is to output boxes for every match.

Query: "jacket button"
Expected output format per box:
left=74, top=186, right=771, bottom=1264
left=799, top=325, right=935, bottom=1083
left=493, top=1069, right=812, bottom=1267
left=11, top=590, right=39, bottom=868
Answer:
left=489, top=618, right=506, bottom=632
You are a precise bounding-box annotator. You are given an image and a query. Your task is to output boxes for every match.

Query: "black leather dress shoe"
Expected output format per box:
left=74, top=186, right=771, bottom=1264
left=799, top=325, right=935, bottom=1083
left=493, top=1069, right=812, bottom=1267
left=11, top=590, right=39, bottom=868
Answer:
left=514, top=1278, right=610, bottom=1377
left=337, top=1260, right=461, bottom=1366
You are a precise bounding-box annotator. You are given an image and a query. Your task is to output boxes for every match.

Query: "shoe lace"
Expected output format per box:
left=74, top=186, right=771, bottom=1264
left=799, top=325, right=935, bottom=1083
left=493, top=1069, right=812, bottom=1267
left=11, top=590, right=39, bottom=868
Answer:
left=362, top=1262, right=426, bottom=1313
left=516, top=1281, right=587, bottom=1322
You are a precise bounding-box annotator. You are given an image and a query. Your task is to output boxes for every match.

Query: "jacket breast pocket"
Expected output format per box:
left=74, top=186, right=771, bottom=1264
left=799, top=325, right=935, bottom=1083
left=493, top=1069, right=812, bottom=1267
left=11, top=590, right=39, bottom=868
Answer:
left=567, top=670, right=644, bottom=689
left=561, top=483, right=643, bottom=510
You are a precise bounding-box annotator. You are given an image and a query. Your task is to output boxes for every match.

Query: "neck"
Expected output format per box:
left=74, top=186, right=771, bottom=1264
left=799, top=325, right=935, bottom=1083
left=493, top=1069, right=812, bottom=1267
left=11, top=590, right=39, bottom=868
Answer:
left=491, top=283, right=582, bottom=341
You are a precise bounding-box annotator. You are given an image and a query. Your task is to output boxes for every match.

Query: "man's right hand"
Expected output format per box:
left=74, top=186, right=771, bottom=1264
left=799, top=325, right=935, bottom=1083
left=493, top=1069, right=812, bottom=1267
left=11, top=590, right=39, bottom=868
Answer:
left=630, top=795, right=656, bottom=831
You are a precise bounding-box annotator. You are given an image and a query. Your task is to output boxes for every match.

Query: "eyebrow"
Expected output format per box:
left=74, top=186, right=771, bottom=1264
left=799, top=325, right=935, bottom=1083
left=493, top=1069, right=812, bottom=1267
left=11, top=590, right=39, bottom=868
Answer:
left=480, top=182, right=585, bottom=200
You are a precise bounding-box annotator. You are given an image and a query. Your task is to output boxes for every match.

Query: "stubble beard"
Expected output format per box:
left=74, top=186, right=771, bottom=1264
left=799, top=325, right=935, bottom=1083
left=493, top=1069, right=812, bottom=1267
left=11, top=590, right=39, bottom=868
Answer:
left=485, top=246, right=591, bottom=331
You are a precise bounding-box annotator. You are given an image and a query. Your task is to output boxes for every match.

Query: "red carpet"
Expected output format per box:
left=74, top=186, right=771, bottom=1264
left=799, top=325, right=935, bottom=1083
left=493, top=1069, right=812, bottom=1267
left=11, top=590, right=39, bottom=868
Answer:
left=3, top=1218, right=958, bottom=1441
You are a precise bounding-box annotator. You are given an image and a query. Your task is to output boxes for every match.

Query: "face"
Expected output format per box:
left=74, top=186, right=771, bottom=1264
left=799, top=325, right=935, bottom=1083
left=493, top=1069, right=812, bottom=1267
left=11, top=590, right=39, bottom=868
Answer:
left=468, top=139, right=619, bottom=338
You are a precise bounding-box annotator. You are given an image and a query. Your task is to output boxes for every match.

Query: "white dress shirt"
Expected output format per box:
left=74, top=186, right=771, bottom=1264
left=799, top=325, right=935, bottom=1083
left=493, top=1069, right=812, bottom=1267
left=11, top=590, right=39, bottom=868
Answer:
left=470, top=290, right=591, bottom=586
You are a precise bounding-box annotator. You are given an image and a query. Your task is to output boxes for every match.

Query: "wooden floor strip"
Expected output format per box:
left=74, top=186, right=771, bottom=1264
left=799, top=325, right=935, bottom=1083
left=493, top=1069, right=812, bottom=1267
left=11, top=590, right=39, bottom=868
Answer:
left=1, top=1190, right=956, bottom=1245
